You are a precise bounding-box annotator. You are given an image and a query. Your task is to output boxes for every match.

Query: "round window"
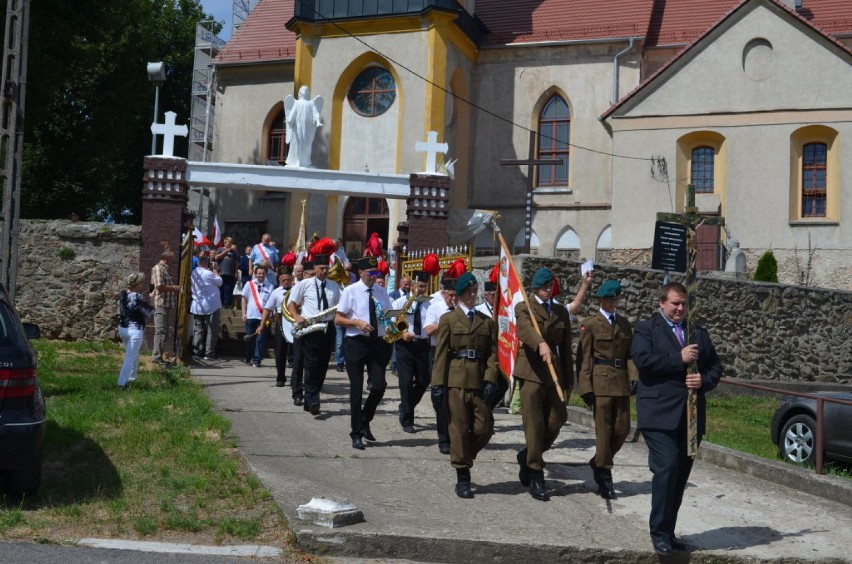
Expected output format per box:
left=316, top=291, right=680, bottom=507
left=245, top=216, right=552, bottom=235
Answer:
left=347, top=67, right=396, bottom=117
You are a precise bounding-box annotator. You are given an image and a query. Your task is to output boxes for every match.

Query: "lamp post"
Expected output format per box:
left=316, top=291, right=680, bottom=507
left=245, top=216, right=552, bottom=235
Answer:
left=147, top=61, right=167, bottom=155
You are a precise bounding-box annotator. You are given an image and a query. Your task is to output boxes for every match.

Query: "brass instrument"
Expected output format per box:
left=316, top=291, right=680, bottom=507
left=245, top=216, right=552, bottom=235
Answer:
left=280, top=289, right=295, bottom=322
left=328, top=259, right=349, bottom=287
left=293, top=305, right=338, bottom=338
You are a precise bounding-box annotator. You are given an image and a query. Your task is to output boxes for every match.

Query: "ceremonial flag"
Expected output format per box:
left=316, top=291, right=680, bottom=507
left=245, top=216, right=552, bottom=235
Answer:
left=295, top=199, right=307, bottom=253
left=210, top=215, right=222, bottom=248
left=496, top=235, right=523, bottom=379
left=192, top=226, right=211, bottom=247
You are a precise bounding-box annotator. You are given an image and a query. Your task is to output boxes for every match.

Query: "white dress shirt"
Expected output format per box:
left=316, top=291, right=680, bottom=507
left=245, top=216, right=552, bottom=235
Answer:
left=288, top=276, right=341, bottom=317
left=338, top=280, right=393, bottom=338
left=189, top=267, right=222, bottom=315
left=242, top=278, right=274, bottom=320
left=424, top=295, right=454, bottom=346
left=392, top=293, right=431, bottom=339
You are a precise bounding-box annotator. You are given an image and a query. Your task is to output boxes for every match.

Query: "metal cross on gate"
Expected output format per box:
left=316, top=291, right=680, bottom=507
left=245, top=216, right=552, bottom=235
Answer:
left=500, top=130, right=563, bottom=254
left=657, top=183, right=725, bottom=458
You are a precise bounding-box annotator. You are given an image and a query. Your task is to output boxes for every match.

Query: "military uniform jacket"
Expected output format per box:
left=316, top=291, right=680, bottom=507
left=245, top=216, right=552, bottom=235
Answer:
left=513, top=300, right=573, bottom=389
left=577, top=312, right=638, bottom=397
left=431, top=307, right=499, bottom=389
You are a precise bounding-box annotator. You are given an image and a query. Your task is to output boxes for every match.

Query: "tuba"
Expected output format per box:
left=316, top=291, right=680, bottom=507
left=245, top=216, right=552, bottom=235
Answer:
left=328, top=259, right=349, bottom=287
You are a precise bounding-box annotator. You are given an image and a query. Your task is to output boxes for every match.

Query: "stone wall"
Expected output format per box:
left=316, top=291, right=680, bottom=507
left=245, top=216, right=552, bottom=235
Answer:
left=15, top=220, right=141, bottom=340
left=473, top=255, right=852, bottom=385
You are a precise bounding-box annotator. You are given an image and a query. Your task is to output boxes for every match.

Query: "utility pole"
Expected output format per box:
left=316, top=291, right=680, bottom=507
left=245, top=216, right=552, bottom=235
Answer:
left=0, top=0, right=31, bottom=303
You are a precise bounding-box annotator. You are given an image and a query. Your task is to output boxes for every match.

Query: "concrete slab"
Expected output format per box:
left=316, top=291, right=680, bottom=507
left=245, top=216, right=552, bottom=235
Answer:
left=192, top=359, right=852, bottom=563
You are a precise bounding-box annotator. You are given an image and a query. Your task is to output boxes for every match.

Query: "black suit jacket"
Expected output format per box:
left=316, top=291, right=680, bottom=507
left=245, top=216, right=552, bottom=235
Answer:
left=631, top=312, right=722, bottom=436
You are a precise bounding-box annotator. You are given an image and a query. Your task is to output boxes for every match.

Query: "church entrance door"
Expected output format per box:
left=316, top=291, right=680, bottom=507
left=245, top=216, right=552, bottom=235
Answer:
left=343, top=197, right=389, bottom=257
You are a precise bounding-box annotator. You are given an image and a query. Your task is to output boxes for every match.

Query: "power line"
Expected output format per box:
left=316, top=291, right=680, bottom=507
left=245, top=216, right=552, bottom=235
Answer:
left=294, top=1, right=651, bottom=162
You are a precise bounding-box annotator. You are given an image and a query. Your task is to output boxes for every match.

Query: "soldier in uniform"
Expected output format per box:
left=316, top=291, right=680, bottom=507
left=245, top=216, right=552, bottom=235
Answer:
left=577, top=279, right=638, bottom=500
left=431, top=273, right=500, bottom=499
left=513, top=267, right=572, bottom=501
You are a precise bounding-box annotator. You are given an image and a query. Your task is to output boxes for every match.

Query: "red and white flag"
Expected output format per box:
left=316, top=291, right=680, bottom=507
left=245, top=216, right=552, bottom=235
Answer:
left=496, top=237, right=523, bottom=379
left=210, top=215, right=222, bottom=248
left=192, top=226, right=212, bottom=247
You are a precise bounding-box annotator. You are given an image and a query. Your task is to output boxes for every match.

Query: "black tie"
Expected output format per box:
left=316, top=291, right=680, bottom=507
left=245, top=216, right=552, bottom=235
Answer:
left=608, top=314, right=616, bottom=325
left=413, top=301, right=422, bottom=335
left=543, top=301, right=551, bottom=315
left=368, top=288, right=378, bottom=338
left=467, top=310, right=474, bottom=324
left=320, top=280, right=328, bottom=309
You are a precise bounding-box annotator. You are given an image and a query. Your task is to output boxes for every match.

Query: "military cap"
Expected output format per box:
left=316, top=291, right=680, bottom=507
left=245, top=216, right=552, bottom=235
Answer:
left=412, top=270, right=429, bottom=283
left=441, top=277, right=457, bottom=291
left=301, top=260, right=315, bottom=270
left=313, top=254, right=330, bottom=266
left=353, top=256, right=378, bottom=271
left=530, top=267, right=554, bottom=289
left=595, top=279, right=622, bottom=298
left=483, top=281, right=496, bottom=292
left=455, top=272, right=477, bottom=295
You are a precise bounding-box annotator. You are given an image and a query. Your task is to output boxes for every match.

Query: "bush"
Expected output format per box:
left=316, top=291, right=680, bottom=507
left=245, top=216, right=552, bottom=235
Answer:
left=753, top=250, right=778, bottom=282
left=57, top=246, right=76, bottom=261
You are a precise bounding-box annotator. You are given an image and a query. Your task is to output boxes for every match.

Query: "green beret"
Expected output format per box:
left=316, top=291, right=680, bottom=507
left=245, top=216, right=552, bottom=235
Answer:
left=455, top=272, right=477, bottom=294
left=530, top=267, right=554, bottom=289
left=595, top=279, right=621, bottom=298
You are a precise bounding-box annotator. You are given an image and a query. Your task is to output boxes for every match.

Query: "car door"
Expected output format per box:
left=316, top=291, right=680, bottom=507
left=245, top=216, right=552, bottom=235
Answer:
left=824, top=393, right=852, bottom=462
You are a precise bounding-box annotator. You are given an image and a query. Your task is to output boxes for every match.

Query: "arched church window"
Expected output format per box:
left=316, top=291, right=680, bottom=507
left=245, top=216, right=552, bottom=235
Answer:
left=537, top=95, right=570, bottom=185
left=267, top=108, right=287, bottom=164
left=348, top=67, right=396, bottom=117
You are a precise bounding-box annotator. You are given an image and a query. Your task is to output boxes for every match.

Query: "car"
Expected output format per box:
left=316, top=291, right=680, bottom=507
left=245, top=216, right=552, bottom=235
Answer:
left=0, top=284, right=44, bottom=500
left=771, top=391, right=852, bottom=466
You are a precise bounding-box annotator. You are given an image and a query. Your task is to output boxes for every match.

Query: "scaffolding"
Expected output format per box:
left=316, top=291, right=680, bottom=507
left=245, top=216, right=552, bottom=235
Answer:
left=189, top=21, right=225, bottom=163
left=232, top=0, right=259, bottom=32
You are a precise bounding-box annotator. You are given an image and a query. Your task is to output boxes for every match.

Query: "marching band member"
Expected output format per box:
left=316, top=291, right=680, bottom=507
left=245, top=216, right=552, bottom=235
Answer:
left=392, top=270, right=432, bottom=434
left=474, top=281, right=497, bottom=318
left=257, top=267, right=295, bottom=387
left=431, top=273, right=500, bottom=499
left=335, top=256, right=394, bottom=450
left=287, top=254, right=340, bottom=415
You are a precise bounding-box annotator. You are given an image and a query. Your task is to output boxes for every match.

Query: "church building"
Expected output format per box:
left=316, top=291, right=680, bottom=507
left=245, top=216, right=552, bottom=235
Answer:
left=207, top=0, right=852, bottom=289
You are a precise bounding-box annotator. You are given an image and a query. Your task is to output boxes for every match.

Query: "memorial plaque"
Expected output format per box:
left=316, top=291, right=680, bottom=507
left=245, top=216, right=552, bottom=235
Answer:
left=651, top=221, right=687, bottom=273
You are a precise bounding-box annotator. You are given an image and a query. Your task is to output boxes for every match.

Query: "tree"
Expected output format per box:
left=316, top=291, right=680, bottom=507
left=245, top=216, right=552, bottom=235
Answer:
left=753, top=250, right=779, bottom=283
left=2, top=0, right=218, bottom=223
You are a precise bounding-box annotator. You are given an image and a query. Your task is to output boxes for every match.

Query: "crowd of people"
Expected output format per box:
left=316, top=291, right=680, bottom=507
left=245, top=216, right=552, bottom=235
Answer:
left=117, top=231, right=722, bottom=557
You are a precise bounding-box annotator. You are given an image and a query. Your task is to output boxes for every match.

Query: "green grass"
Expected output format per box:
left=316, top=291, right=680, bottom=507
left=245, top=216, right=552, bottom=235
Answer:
left=0, top=340, right=297, bottom=551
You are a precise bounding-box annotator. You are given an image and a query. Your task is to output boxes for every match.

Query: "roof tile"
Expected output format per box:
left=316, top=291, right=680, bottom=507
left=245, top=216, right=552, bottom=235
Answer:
left=215, top=0, right=296, bottom=65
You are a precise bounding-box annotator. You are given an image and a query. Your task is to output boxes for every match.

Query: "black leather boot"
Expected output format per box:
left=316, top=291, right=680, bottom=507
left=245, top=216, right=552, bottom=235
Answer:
left=529, top=470, right=550, bottom=501
left=516, top=449, right=531, bottom=487
left=455, top=468, right=473, bottom=499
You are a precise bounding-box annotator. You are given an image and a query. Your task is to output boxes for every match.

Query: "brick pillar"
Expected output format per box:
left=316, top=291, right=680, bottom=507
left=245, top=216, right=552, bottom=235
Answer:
left=398, top=173, right=451, bottom=252
left=141, top=157, right=194, bottom=354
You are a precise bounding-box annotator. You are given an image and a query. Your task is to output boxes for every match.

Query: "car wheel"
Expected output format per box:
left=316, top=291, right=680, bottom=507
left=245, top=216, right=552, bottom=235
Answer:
left=6, top=452, right=42, bottom=500
left=779, top=414, right=817, bottom=465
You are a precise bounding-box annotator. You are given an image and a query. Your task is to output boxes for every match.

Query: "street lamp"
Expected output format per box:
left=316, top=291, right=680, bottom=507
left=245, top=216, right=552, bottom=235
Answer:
left=147, top=62, right=167, bottom=155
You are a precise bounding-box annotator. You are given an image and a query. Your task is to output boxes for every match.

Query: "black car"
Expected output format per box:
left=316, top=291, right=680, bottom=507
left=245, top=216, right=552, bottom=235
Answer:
left=771, top=391, right=852, bottom=466
left=0, top=285, right=44, bottom=499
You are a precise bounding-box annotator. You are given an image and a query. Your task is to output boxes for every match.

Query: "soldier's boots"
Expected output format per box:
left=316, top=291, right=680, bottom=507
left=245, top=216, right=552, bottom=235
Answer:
left=455, top=468, right=474, bottom=499
left=529, top=470, right=550, bottom=502
left=589, top=459, right=617, bottom=499
left=516, top=449, right=531, bottom=487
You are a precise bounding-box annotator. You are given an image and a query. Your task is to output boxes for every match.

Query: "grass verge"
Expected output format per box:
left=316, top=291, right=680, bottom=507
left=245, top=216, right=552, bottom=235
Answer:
left=0, top=340, right=309, bottom=558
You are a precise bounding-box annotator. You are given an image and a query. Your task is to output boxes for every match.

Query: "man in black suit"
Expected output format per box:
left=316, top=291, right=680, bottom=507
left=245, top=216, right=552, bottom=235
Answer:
left=631, top=282, right=722, bottom=555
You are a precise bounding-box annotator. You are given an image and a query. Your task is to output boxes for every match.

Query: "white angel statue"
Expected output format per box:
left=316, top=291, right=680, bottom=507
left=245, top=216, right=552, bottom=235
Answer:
left=284, top=85, right=324, bottom=168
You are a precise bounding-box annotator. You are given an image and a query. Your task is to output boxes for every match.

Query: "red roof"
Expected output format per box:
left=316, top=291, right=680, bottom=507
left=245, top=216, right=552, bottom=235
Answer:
left=215, top=0, right=852, bottom=65
left=215, top=0, right=296, bottom=65
left=476, top=0, right=852, bottom=48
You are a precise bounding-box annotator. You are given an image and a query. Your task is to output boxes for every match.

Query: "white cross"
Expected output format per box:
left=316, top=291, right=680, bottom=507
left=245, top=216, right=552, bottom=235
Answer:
left=151, top=111, right=188, bottom=157
left=415, top=131, right=448, bottom=174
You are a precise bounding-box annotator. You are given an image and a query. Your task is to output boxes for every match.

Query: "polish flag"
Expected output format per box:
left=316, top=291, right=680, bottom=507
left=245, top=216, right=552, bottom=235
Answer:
left=210, top=215, right=222, bottom=248
left=496, top=238, right=523, bottom=379
left=192, top=226, right=212, bottom=247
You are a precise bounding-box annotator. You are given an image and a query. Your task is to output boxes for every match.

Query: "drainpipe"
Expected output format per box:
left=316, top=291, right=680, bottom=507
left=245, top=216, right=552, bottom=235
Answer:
left=612, top=37, right=637, bottom=105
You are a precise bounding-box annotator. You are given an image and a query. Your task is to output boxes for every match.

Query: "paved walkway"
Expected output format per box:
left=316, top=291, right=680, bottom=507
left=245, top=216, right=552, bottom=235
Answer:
left=191, top=358, right=852, bottom=563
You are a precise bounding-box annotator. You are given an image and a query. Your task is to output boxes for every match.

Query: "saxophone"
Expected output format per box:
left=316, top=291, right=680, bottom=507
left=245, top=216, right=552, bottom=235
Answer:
left=293, top=305, right=338, bottom=338
left=374, top=298, right=406, bottom=344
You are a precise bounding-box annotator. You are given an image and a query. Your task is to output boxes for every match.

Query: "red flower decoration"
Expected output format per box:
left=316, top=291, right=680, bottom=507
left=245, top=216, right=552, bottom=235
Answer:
left=422, top=253, right=440, bottom=276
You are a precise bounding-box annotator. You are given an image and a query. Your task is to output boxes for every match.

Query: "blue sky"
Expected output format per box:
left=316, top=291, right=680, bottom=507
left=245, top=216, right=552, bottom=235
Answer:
left=200, top=0, right=234, bottom=41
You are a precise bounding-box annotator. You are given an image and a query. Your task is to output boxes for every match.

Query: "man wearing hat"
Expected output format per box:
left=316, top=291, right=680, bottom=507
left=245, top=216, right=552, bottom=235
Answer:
left=512, top=267, right=573, bottom=501
left=287, top=255, right=341, bottom=414
left=431, top=273, right=500, bottom=498
left=392, top=270, right=432, bottom=433
left=257, top=267, right=295, bottom=387
left=474, top=281, right=497, bottom=318
left=424, top=277, right=458, bottom=455
left=577, top=279, right=638, bottom=500
left=335, top=256, right=394, bottom=450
